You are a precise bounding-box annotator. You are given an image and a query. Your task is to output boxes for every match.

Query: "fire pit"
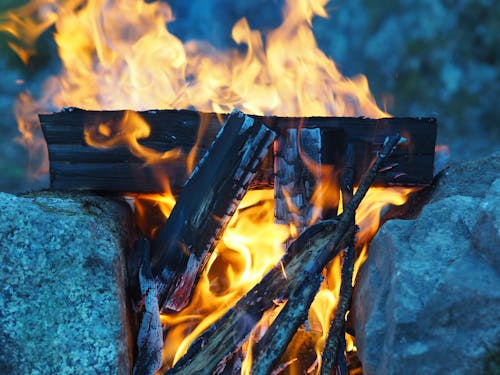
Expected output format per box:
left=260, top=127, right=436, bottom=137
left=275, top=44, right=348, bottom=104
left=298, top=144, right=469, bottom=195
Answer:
left=1, top=0, right=498, bottom=374
left=36, top=106, right=436, bottom=374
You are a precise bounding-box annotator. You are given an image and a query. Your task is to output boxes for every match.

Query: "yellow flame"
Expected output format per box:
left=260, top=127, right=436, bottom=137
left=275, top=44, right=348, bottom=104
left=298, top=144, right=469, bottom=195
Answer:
left=309, top=287, right=337, bottom=368
left=157, top=189, right=289, bottom=367
left=353, top=186, right=414, bottom=279
left=84, top=110, right=182, bottom=165
left=1, top=0, right=391, bottom=176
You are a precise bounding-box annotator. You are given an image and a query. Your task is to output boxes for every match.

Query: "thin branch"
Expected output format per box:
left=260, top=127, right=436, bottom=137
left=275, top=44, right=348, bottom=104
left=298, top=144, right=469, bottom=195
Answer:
left=320, top=135, right=403, bottom=375
left=251, top=272, right=323, bottom=374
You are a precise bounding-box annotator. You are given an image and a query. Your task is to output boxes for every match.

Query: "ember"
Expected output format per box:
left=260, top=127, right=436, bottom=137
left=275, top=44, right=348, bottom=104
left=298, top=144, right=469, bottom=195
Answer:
left=0, top=0, right=439, bottom=374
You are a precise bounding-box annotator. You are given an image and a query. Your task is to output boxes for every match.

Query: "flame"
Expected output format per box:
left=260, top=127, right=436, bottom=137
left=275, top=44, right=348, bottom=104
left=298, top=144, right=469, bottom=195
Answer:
left=1, top=0, right=417, bottom=372
left=158, top=189, right=289, bottom=367
left=352, top=186, right=414, bottom=279
left=309, top=288, right=338, bottom=368
left=1, top=0, right=390, bottom=177
left=85, top=110, right=182, bottom=165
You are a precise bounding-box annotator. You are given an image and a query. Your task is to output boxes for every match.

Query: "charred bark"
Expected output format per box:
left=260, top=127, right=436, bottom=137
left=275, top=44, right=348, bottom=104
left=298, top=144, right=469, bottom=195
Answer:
left=151, top=110, right=276, bottom=311
left=39, top=108, right=436, bottom=192
left=133, top=238, right=163, bottom=375
left=274, top=128, right=322, bottom=247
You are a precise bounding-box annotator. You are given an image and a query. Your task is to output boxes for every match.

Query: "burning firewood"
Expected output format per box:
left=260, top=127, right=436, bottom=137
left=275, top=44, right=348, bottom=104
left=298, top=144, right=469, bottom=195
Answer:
left=167, top=134, right=403, bottom=375
left=274, top=127, right=322, bottom=247
left=133, top=236, right=163, bottom=375
left=151, top=109, right=276, bottom=311
left=166, top=219, right=354, bottom=375
left=39, top=109, right=436, bottom=192
left=38, top=104, right=431, bottom=373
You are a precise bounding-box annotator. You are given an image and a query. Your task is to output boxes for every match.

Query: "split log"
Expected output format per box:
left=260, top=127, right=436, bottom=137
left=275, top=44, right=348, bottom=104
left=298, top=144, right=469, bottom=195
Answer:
left=151, top=110, right=276, bottom=311
left=133, top=237, right=163, bottom=375
left=39, top=108, right=436, bottom=193
left=274, top=127, right=323, bottom=247
left=167, top=133, right=403, bottom=375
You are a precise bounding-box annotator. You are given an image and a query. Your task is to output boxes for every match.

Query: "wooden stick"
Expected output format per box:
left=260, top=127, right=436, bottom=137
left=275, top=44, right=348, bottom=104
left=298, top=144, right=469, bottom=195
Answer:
left=251, top=272, right=323, bottom=374
left=39, top=108, right=436, bottom=192
left=321, top=143, right=355, bottom=375
left=133, top=238, right=163, bottom=375
left=335, top=334, right=348, bottom=375
left=320, top=135, right=404, bottom=375
left=151, top=109, right=276, bottom=311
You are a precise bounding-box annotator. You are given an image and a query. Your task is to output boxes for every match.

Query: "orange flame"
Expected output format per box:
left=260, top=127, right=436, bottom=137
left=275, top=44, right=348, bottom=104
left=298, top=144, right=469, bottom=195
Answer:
left=158, top=189, right=289, bottom=367
left=1, top=0, right=390, bottom=176
left=84, top=110, right=182, bottom=165
left=1, top=0, right=417, bottom=372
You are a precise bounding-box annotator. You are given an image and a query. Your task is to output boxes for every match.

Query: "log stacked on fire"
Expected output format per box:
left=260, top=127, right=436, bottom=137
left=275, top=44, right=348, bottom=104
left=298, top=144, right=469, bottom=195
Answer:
left=39, top=108, right=436, bottom=374
left=39, top=108, right=436, bottom=192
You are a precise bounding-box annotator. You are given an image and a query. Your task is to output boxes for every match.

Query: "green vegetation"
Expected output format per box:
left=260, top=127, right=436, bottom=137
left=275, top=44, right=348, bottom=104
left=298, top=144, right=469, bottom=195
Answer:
left=483, top=341, right=500, bottom=375
left=316, top=0, right=500, bottom=142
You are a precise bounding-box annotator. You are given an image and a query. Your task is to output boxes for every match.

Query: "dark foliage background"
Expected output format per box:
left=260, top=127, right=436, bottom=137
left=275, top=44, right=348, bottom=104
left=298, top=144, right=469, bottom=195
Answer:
left=0, top=0, right=498, bottom=192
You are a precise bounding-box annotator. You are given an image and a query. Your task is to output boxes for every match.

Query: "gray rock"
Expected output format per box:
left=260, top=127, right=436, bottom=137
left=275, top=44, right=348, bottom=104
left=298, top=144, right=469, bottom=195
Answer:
left=0, top=192, right=133, bottom=374
left=354, top=152, right=500, bottom=375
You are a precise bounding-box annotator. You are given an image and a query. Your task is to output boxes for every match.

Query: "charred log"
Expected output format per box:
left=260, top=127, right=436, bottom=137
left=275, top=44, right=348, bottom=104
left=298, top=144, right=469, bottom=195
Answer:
left=133, top=238, right=163, bottom=375
left=39, top=108, right=436, bottom=192
left=151, top=110, right=276, bottom=311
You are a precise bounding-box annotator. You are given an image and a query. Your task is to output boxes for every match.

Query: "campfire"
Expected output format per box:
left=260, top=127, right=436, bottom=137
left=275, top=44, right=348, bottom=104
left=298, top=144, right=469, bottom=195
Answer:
left=1, top=0, right=441, bottom=374
left=38, top=108, right=435, bottom=374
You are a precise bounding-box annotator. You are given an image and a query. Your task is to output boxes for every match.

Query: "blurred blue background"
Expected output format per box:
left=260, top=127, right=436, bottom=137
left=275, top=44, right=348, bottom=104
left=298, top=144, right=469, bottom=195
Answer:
left=0, top=0, right=498, bottom=192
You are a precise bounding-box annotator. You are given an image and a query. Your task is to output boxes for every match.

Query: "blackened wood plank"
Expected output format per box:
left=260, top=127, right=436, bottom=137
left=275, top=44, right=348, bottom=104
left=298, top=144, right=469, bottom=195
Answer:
left=151, top=110, right=276, bottom=311
left=39, top=108, right=437, bottom=192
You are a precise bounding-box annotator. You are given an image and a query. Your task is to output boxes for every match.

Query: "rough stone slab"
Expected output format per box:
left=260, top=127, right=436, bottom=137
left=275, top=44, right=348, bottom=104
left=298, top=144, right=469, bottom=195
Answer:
left=354, top=152, right=500, bottom=375
left=0, top=192, right=133, bottom=373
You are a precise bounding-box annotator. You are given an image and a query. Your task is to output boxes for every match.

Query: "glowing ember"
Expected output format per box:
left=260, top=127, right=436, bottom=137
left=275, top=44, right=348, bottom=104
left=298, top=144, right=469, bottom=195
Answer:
left=1, top=0, right=416, bottom=372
